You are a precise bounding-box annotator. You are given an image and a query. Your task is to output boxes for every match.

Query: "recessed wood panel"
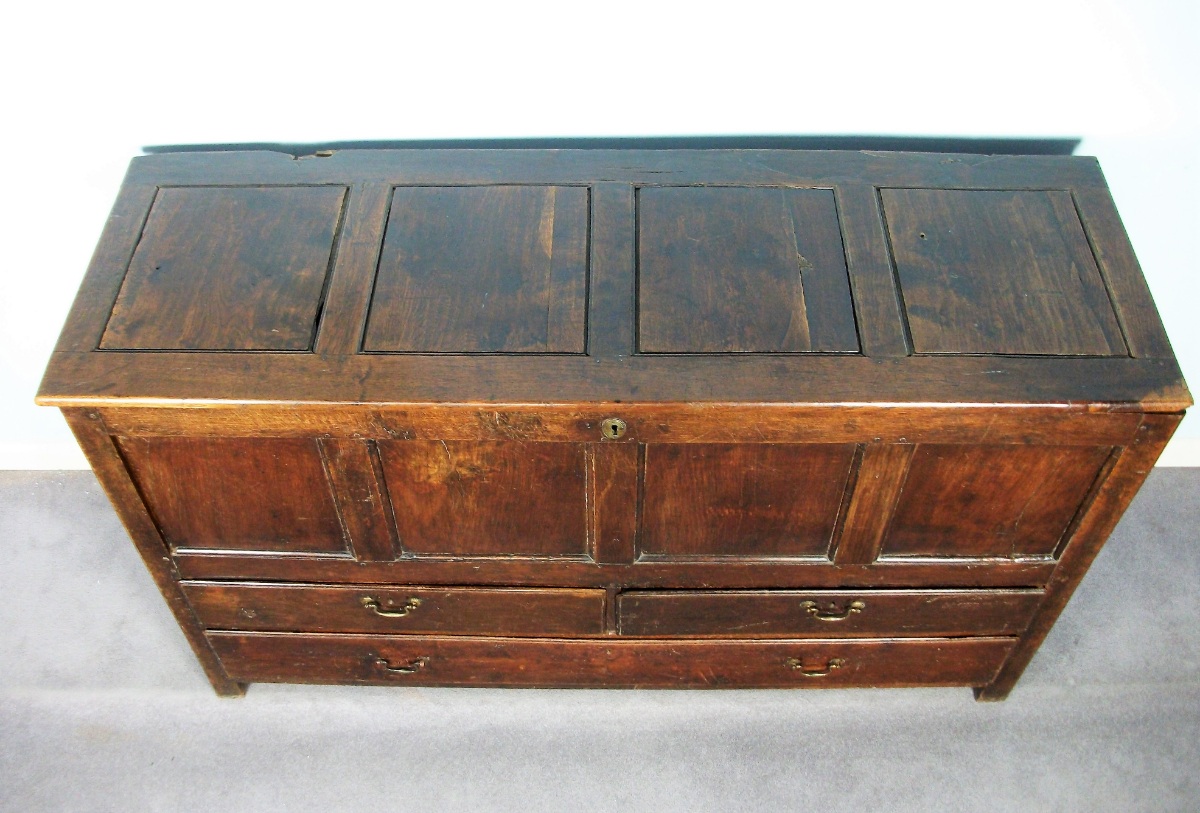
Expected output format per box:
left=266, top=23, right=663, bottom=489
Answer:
left=377, top=440, right=588, bottom=557
left=117, top=437, right=346, bottom=553
left=882, top=444, right=1112, bottom=558
left=637, top=186, right=859, bottom=353
left=363, top=185, right=589, bottom=353
left=640, top=443, right=857, bottom=558
left=881, top=188, right=1126, bottom=356
left=101, top=186, right=346, bottom=351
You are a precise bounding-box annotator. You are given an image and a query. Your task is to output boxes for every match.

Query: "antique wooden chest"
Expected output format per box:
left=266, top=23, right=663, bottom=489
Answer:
left=38, top=148, right=1190, bottom=699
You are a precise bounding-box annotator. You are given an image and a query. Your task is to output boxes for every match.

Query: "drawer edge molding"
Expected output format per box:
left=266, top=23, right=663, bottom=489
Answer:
left=207, top=632, right=1016, bottom=690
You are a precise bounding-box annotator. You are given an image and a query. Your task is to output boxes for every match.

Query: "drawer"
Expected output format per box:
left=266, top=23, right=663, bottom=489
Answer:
left=208, top=632, right=1016, bottom=689
left=183, top=582, right=606, bottom=637
left=617, top=589, right=1043, bottom=638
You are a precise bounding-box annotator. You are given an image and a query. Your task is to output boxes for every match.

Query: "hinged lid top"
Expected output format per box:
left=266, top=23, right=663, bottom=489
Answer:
left=38, top=149, right=1190, bottom=410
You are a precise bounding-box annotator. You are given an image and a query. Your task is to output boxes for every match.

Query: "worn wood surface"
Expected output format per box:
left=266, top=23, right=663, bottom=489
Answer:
left=101, top=186, right=346, bottom=351
left=640, top=443, right=857, bottom=559
left=184, top=583, right=607, bottom=636
left=37, top=149, right=1190, bottom=410
left=118, top=436, right=347, bottom=554
left=976, top=413, right=1181, bottom=700
left=377, top=440, right=589, bottom=557
left=617, top=589, right=1042, bottom=638
left=881, top=188, right=1126, bottom=356
left=63, top=410, right=244, bottom=696
left=363, top=185, right=589, bottom=353
left=170, top=550, right=1058, bottom=589
left=883, top=444, right=1113, bottom=558
left=208, top=632, right=1014, bottom=689
left=38, top=149, right=1189, bottom=697
left=636, top=186, right=857, bottom=353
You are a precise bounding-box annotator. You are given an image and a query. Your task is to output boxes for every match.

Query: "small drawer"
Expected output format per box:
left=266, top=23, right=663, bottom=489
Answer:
left=208, top=632, right=1016, bottom=689
left=617, top=589, right=1043, bottom=638
left=183, top=582, right=606, bottom=637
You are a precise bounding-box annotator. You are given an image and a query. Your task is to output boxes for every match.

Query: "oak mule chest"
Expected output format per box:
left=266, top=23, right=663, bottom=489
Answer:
left=38, top=148, right=1190, bottom=699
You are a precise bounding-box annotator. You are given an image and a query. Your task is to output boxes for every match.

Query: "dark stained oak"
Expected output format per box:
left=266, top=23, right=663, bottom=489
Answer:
left=37, top=149, right=1189, bottom=698
left=63, top=410, right=245, bottom=696
left=640, top=443, right=857, bottom=559
left=617, top=589, right=1042, bottom=638
left=184, top=583, right=606, bottom=637
left=377, top=440, right=589, bottom=557
left=833, top=443, right=915, bottom=565
left=362, top=185, right=589, bottom=353
left=208, top=632, right=1015, bottom=689
left=101, top=186, right=346, bottom=351
left=881, top=188, right=1126, bottom=356
left=882, top=444, right=1113, bottom=558
left=636, top=186, right=857, bottom=353
left=317, top=439, right=397, bottom=562
left=118, top=437, right=347, bottom=554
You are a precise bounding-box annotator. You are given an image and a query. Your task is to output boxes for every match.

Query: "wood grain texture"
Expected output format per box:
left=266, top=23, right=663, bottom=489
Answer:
left=637, top=186, right=857, bottom=353
left=173, top=551, right=1057, bottom=589
left=312, top=183, right=393, bottom=354
left=101, top=186, right=346, bottom=351
left=362, top=185, right=588, bottom=353
left=617, top=589, right=1042, bottom=638
left=94, top=404, right=1146, bottom=446
left=208, top=632, right=1014, bottom=689
left=882, top=188, right=1126, bottom=356
left=37, top=149, right=1190, bottom=698
left=53, top=183, right=159, bottom=353
left=377, top=440, right=589, bottom=557
left=184, top=583, right=606, bottom=637
left=977, top=413, right=1181, bottom=700
left=118, top=437, right=347, bottom=554
left=591, top=443, right=639, bottom=564
left=62, top=410, right=244, bottom=696
left=317, top=439, right=397, bottom=562
left=834, top=443, right=915, bottom=565
left=39, top=350, right=1191, bottom=410
left=882, top=444, right=1113, bottom=558
left=640, top=443, right=857, bottom=558
left=587, top=183, right=637, bottom=357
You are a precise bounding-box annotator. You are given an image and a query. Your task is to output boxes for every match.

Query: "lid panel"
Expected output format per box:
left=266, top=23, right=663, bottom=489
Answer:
left=100, top=185, right=346, bottom=351
left=636, top=186, right=859, bottom=354
left=882, top=188, right=1127, bottom=356
left=362, top=185, right=589, bottom=354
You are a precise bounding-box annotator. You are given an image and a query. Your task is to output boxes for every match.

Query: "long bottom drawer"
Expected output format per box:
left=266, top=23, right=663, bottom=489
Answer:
left=208, top=633, right=1015, bottom=689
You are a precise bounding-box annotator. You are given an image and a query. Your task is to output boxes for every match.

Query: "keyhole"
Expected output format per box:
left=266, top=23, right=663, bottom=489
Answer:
left=602, top=418, right=627, bottom=439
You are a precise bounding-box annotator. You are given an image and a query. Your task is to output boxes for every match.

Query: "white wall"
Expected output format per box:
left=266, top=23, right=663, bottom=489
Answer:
left=3, top=0, right=1196, bottom=468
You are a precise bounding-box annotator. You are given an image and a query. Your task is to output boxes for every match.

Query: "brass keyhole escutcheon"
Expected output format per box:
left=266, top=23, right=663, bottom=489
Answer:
left=602, top=418, right=627, bottom=439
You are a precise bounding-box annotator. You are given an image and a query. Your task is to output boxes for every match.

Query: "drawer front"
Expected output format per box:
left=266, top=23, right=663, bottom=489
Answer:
left=617, top=589, right=1043, bottom=638
left=183, top=583, right=606, bottom=637
left=208, top=633, right=1015, bottom=689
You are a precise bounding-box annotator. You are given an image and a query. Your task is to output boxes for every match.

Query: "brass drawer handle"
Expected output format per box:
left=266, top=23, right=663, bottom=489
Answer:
left=374, top=656, right=430, bottom=674
left=785, top=657, right=846, bottom=677
left=800, top=599, right=865, bottom=621
left=361, top=596, right=422, bottom=617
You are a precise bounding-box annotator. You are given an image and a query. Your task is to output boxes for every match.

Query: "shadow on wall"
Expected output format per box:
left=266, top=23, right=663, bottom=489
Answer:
left=142, top=136, right=1082, bottom=157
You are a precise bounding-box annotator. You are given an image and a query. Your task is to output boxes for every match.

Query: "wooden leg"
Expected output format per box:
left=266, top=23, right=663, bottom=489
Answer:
left=974, top=414, right=1181, bottom=702
left=63, top=408, right=247, bottom=698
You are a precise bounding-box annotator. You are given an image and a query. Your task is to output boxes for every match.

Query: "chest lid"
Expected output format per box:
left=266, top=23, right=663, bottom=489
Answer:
left=38, top=149, right=1190, bottom=410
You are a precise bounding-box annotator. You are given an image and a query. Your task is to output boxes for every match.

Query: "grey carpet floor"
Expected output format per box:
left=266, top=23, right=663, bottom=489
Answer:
left=1, top=470, right=1197, bottom=812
